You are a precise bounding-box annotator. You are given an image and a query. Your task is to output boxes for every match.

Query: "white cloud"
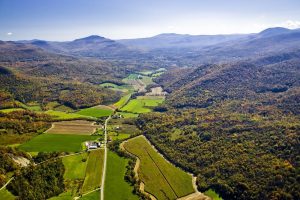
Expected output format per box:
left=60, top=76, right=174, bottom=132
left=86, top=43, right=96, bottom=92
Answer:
left=280, top=20, right=300, bottom=29
left=7, top=32, right=13, bottom=36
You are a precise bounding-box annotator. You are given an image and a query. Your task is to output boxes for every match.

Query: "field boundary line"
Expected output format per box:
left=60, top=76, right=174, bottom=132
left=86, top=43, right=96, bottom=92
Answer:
left=0, top=177, right=14, bottom=191
left=144, top=148, right=178, bottom=198
left=121, top=137, right=157, bottom=200
left=36, top=151, right=85, bottom=165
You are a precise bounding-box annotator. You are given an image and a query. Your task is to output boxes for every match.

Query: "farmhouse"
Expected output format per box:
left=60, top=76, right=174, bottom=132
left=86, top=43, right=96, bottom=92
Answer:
left=85, top=141, right=101, bottom=150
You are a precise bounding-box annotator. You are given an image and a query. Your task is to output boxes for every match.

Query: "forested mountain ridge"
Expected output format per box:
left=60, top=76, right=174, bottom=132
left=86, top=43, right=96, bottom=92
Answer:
left=156, top=51, right=300, bottom=114
left=138, top=30, right=300, bottom=200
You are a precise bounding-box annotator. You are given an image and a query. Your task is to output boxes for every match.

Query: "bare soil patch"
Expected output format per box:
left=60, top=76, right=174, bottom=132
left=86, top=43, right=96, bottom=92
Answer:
left=46, top=120, right=100, bottom=135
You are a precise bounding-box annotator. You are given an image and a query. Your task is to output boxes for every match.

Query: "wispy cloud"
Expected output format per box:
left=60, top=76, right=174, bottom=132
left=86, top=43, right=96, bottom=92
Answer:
left=280, top=20, right=300, bottom=29
left=7, top=32, right=13, bottom=36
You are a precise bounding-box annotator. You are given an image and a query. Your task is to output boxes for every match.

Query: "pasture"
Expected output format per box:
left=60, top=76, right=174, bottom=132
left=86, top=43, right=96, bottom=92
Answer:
left=44, top=110, right=93, bottom=120
left=63, top=152, right=88, bottom=180
left=121, top=96, right=164, bottom=114
left=116, top=111, right=139, bottom=118
left=46, top=120, right=99, bottom=135
left=100, top=82, right=133, bottom=93
left=0, top=108, right=24, bottom=113
left=81, top=149, right=104, bottom=193
left=0, top=189, right=15, bottom=200
left=113, top=93, right=131, bottom=108
left=81, top=190, right=100, bottom=200
left=204, top=189, right=223, bottom=200
left=104, top=150, right=139, bottom=200
left=76, top=106, right=113, bottom=118
left=123, top=136, right=194, bottom=200
left=19, top=134, right=98, bottom=152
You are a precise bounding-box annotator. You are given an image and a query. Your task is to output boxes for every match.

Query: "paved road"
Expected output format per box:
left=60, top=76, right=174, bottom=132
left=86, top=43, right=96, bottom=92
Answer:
left=100, top=116, right=110, bottom=200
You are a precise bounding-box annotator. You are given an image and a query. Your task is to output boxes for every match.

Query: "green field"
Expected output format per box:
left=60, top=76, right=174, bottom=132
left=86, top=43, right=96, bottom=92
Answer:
left=121, top=96, right=164, bottom=114
left=0, top=189, right=16, bottom=200
left=100, top=83, right=133, bottom=93
left=109, top=133, right=131, bottom=141
left=19, top=134, right=98, bottom=152
left=104, top=150, right=139, bottom=200
left=0, top=108, right=24, bottom=113
left=114, top=94, right=131, bottom=108
left=204, top=189, right=223, bottom=200
left=81, top=190, right=100, bottom=200
left=116, top=112, right=139, bottom=118
left=63, top=153, right=88, bottom=180
left=124, top=136, right=194, bottom=200
left=48, top=191, right=73, bottom=200
left=76, top=107, right=113, bottom=118
left=44, top=110, right=93, bottom=120
left=81, top=149, right=104, bottom=193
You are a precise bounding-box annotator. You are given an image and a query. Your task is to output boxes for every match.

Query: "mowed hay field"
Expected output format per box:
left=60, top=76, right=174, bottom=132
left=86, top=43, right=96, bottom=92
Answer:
left=81, top=149, right=104, bottom=193
left=76, top=106, right=113, bottom=118
left=124, top=136, right=194, bottom=200
left=46, top=120, right=99, bottom=135
left=44, top=110, right=93, bottom=120
left=121, top=96, right=164, bottom=114
left=113, top=93, right=131, bottom=109
left=19, top=134, right=98, bottom=152
left=63, top=153, right=88, bottom=180
left=104, top=150, right=139, bottom=200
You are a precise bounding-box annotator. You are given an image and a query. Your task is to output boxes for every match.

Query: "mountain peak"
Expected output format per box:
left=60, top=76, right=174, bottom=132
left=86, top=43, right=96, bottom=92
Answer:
left=73, top=35, right=108, bottom=43
left=259, top=27, right=291, bottom=37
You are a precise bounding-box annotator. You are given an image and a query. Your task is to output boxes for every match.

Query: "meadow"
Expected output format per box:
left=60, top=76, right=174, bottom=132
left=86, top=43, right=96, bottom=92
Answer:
left=46, top=120, right=99, bottom=135
left=121, top=96, right=164, bottom=114
left=80, top=190, right=100, bottom=200
left=100, top=82, right=133, bottom=93
left=104, top=150, right=139, bottom=200
left=76, top=106, right=113, bottom=118
left=44, top=110, right=93, bottom=120
left=81, top=149, right=104, bottom=193
left=62, top=153, right=88, bottom=180
left=204, top=189, right=223, bottom=200
left=123, top=136, right=194, bottom=200
left=0, top=189, right=15, bottom=200
left=19, top=134, right=98, bottom=152
left=116, top=111, right=139, bottom=118
left=113, top=93, right=131, bottom=108
left=0, top=108, right=24, bottom=113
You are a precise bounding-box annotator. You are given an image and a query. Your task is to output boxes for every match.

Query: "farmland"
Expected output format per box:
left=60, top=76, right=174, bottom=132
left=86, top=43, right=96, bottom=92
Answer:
left=116, top=111, right=139, bottom=118
left=113, top=93, right=132, bottom=108
left=0, top=189, right=15, bottom=200
left=19, top=134, right=98, bottom=152
left=46, top=120, right=99, bottom=135
left=121, top=96, right=164, bottom=114
left=123, top=136, right=194, bottom=200
left=81, top=149, right=104, bottom=193
left=100, top=82, right=133, bottom=93
left=44, top=110, right=93, bottom=120
left=0, top=108, right=24, bottom=113
left=104, top=150, right=139, bottom=200
left=81, top=191, right=100, bottom=200
left=62, top=153, right=88, bottom=180
left=76, top=106, right=113, bottom=118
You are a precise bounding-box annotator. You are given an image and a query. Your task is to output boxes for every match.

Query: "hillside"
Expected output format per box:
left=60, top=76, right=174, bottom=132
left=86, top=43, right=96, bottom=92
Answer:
left=139, top=35, right=300, bottom=200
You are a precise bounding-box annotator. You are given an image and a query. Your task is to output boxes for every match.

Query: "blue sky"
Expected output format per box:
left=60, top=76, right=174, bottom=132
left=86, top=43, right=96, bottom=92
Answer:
left=1, top=0, right=300, bottom=41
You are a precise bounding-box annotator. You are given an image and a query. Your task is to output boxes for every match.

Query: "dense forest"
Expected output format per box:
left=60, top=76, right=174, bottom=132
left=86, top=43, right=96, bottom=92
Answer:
left=137, top=105, right=300, bottom=200
left=8, top=159, right=65, bottom=200
left=136, top=52, right=300, bottom=199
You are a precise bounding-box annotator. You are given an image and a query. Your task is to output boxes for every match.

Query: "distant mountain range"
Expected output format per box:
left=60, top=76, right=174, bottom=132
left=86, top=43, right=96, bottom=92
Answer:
left=1, top=27, right=300, bottom=65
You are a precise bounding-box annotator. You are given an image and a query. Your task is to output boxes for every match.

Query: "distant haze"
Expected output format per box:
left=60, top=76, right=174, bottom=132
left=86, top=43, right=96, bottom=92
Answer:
left=0, top=0, right=300, bottom=41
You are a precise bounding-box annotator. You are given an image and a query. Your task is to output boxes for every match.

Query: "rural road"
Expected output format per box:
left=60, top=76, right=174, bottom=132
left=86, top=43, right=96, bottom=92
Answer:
left=100, top=116, right=110, bottom=200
